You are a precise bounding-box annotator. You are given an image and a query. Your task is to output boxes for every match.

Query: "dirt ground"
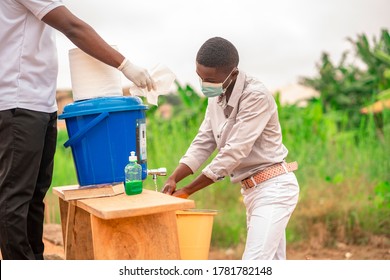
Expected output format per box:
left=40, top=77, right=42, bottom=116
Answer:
left=42, top=224, right=390, bottom=260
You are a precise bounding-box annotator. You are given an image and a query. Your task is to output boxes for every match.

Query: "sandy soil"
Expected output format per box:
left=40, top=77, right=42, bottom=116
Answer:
left=42, top=224, right=390, bottom=260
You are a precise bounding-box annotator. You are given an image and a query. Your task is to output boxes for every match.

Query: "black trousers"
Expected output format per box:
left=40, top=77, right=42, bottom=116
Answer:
left=0, top=108, right=57, bottom=259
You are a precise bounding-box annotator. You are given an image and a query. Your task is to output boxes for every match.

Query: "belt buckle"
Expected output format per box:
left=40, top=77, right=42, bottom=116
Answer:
left=241, top=179, right=250, bottom=189
left=241, top=176, right=257, bottom=189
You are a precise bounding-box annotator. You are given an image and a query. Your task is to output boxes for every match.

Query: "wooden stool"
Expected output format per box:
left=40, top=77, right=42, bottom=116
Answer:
left=53, top=187, right=195, bottom=260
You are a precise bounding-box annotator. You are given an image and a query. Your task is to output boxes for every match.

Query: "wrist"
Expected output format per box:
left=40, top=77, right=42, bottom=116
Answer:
left=182, top=185, right=196, bottom=197
left=168, top=175, right=178, bottom=183
left=117, top=58, right=128, bottom=71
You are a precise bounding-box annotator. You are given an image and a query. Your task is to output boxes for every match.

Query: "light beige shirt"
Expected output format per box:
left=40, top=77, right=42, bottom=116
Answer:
left=180, top=71, right=288, bottom=183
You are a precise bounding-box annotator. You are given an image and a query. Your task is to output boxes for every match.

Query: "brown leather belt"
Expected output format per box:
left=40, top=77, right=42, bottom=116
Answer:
left=241, top=161, right=298, bottom=189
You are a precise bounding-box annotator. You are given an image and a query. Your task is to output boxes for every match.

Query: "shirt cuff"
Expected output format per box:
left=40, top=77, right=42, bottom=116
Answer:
left=202, top=165, right=224, bottom=182
left=179, top=155, right=202, bottom=173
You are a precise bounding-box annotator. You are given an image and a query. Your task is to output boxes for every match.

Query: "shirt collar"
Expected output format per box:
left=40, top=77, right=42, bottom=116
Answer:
left=227, top=70, right=246, bottom=108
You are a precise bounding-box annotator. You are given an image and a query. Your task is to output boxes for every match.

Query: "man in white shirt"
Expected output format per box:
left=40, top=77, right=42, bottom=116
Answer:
left=0, top=0, right=155, bottom=259
left=163, top=37, right=299, bottom=260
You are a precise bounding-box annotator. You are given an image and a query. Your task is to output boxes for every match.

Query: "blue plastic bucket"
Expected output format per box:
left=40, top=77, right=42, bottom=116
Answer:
left=58, top=96, right=148, bottom=186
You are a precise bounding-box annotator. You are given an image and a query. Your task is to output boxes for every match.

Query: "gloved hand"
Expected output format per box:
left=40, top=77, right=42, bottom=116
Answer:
left=118, top=58, right=156, bottom=91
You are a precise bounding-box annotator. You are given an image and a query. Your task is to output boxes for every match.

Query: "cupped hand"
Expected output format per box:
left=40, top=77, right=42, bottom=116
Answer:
left=172, top=189, right=190, bottom=199
left=162, top=177, right=177, bottom=195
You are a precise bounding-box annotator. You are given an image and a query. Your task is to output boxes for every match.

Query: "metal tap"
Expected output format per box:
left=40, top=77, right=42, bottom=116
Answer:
left=147, top=168, right=167, bottom=179
left=147, top=168, right=167, bottom=191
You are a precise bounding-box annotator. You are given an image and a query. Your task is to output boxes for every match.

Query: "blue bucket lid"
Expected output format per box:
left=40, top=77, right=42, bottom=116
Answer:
left=58, top=96, right=148, bottom=119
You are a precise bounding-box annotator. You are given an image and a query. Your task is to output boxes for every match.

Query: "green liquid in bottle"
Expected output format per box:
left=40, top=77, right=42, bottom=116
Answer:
left=124, top=180, right=143, bottom=195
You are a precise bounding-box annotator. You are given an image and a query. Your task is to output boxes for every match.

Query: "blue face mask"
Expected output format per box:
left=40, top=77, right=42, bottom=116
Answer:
left=200, top=68, right=236, bottom=98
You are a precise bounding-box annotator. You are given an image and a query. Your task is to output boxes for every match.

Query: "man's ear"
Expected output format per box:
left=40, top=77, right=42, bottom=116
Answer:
left=232, top=68, right=239, bottom=79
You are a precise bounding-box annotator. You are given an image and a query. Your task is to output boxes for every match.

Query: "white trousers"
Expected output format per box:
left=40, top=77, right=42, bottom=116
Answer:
left=241, top=172, right=299, bottom=260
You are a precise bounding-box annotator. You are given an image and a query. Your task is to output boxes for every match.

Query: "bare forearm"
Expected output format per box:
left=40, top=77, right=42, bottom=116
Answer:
left=181, top=173, right=214, bottom=196
left=64, top=23, right=124, bottom=67
left=169, top=163, right=193, bottom=183
left=162, top=163, right=193, bottom=196
left=163, top=163, right=214, bottom=198
left=42, top=6, right=124, bottom=68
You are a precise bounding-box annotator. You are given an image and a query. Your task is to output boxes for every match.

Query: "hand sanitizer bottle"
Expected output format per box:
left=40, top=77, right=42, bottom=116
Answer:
left=124, top=151, right=143, bottom=195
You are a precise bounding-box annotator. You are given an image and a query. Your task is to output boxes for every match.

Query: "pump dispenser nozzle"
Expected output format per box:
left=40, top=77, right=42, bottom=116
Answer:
left=129, top=151, right=137, bottom=162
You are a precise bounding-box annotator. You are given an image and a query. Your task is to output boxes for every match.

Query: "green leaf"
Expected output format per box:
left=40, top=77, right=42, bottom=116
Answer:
left=380, top=29, right=390, bottom=51
left=373, top=50, right=390, bottom=66
left=384, top=69, right=390, bottom=79
left=377, top=88, right=390, bottom=100
left=373, top=181, right=390, bottom=209
left=175, top=81, right=193, bottom=108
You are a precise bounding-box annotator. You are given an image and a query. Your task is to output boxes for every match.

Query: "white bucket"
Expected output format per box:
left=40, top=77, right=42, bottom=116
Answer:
left=69, top=47, right=123, bottom=101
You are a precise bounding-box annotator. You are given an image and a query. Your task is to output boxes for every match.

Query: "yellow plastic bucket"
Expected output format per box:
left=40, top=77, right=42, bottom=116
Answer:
left=176, top=209, right=217, bottom=260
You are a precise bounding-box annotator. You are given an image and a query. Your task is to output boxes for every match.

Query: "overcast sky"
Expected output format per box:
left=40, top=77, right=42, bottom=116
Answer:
left=56, top=0, right=390, bottom=93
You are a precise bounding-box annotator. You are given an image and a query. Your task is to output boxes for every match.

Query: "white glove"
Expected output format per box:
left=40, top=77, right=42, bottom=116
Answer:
left=118, top=58, right=156, bottom=91
left=129, top=64, right=176, bottom=106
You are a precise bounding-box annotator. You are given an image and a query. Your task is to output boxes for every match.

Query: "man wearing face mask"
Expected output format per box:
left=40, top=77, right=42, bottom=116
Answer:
left=162, top=37, right=299, bottom=260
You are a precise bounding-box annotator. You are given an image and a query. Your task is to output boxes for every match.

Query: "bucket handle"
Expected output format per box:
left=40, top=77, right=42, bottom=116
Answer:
left=64, top=112, right=109, bottom=148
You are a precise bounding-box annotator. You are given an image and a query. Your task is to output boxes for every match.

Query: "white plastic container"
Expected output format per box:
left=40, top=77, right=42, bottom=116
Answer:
left=69, top=46, right=123, bottom=101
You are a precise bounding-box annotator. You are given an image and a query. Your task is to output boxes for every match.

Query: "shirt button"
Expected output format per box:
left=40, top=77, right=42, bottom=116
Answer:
left=217, top=135, right=220, bottom=138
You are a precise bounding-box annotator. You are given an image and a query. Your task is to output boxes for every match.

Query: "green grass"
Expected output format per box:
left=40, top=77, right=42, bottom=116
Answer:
left=279, top=104, right=390, bottom=246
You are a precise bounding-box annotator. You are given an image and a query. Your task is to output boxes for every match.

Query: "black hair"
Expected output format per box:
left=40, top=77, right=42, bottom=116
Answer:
left=196, top=37, right=239, bottom=70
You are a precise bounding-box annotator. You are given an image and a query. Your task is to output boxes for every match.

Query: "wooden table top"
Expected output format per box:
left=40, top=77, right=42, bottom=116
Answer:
left=53, top=187, right=195, bottom=219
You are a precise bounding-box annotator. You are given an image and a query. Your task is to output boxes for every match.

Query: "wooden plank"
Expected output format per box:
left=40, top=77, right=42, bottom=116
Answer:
left=91, top=211, right=181, bottom=260
left=52, top=186, right=66, bottom=200
left=52, top=184, right=124, bottom=201
left=76, top=189, right=195, bottom=220
left=64, top=203, right=76, bottom=259
left=58, top=198, right=68, bottom=246
left=64, top=204, right=94, bottom=260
